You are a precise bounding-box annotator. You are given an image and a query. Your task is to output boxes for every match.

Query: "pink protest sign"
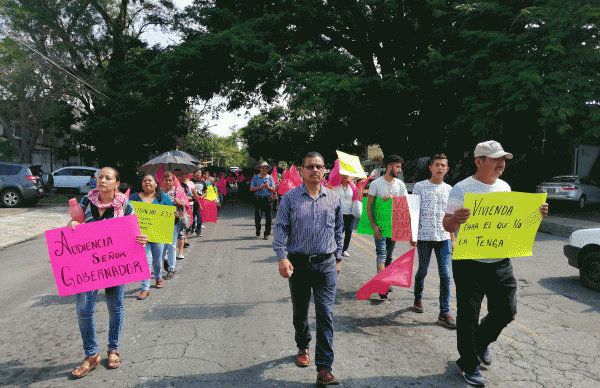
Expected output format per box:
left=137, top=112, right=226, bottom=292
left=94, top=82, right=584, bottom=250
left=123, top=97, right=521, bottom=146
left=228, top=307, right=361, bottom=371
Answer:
left=45, top=215, right=150, bottom=296
left=392, top=196, right=412, bottom=241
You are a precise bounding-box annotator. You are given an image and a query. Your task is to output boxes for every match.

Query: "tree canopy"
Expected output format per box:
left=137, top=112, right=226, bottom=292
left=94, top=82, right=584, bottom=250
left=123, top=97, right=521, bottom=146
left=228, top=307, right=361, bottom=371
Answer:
left=171, top=0, right=600, bottom=164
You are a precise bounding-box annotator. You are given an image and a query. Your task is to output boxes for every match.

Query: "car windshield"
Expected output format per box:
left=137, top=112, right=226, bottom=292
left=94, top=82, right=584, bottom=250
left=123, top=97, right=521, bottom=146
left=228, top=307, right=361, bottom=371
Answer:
left=29, top=165, right=44, bottom=176
left=548, top=176, right=577, bottom=183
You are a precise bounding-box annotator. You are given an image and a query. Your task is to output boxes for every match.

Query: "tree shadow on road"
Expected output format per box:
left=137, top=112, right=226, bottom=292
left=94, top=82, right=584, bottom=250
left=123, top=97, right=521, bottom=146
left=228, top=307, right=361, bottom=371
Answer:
left=126, top=358, right=465, bottom=388
left=538, top=276, right=600, bottom=312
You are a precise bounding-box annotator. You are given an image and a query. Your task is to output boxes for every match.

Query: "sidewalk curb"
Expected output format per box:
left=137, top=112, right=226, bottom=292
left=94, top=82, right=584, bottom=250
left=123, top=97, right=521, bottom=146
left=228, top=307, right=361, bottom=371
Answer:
left=539, top=216, right=600, bottom=238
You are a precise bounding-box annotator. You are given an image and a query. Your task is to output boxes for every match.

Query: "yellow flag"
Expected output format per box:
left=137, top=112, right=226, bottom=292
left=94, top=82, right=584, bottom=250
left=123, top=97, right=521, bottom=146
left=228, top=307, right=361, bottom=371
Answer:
left=453, top=192, right=547, bottom=260
left=336, top=150, right=367, bottom=178
left=206, top=185, right=218, bottom=201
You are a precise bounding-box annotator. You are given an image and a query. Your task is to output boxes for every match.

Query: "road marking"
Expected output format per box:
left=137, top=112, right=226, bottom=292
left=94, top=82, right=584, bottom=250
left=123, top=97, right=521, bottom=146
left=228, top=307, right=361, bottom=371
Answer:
left=350, top=234, right=550, bottom=344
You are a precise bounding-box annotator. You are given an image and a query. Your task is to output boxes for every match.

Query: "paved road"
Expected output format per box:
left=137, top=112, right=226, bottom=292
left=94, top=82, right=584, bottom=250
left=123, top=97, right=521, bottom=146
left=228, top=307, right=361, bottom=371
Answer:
left=1, top=198, right=599, bottom=387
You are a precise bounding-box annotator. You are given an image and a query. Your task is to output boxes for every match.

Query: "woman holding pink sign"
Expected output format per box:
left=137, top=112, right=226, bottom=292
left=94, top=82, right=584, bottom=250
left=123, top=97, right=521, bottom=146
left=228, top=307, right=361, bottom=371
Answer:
left=130, top=173, right=173, bottom=300
left=67, top=167, right=148, bottom=378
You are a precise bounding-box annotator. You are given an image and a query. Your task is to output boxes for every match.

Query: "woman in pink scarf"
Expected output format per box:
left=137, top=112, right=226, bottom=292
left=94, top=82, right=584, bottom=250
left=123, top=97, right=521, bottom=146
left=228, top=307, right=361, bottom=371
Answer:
left=68, top=167, right=148, bottom=378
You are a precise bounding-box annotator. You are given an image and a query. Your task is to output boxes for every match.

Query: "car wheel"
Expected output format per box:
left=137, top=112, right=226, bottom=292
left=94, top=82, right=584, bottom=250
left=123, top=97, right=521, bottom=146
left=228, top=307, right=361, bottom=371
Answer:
left=579, top=195, right=586, bottom=210
left=1, top=189, right=23, bottom=208
left=580, top=250, right=600, bottom=291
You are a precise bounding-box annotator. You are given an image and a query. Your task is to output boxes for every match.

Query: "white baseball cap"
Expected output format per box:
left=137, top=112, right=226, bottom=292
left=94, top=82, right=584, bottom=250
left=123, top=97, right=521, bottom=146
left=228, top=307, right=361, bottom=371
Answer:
left=258, top=162, right=269, bottom=168
left=474, top=140, right=513, bottom=159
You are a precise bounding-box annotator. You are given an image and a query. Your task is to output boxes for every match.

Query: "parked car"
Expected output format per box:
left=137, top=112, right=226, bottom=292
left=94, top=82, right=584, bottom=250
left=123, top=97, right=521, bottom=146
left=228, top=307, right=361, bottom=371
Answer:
left=536, top=175, right=600, bottom=209
left=51, top=166, right=100, bottom=191
left=0, top=162, right=53, bottom=207
left=564, top=228, right=600, bottom=291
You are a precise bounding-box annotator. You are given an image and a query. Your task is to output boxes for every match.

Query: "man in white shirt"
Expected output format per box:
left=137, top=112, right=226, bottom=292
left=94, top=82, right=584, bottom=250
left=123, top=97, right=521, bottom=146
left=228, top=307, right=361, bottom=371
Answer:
left=412, top=154, right=455, bottom=329
left=443, top=141, right=549, bottom=387
left=366, top=155, right=408, bottom=299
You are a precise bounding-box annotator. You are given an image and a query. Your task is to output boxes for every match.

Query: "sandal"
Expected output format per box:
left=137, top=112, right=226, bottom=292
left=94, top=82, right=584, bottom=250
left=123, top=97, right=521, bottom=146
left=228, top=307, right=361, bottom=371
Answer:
left=72, top=353, right=100, bottom=379
left=164, top=271, right=175, bottom=280
left=155, top=278, right=163, bottom=288
left=107, top=349, right=122, bottom=369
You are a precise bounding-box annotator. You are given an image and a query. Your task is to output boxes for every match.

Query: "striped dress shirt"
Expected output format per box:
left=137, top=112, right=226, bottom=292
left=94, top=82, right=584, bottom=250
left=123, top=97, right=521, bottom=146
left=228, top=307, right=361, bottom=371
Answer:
left=273, top=184, right=343, bottom=261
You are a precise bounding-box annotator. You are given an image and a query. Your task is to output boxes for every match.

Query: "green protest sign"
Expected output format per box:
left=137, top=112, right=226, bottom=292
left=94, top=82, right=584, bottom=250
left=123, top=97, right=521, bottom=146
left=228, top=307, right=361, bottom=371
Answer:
left=131, top=202, right=176, bottom=244
left=356, top=197, right=393, bottom=238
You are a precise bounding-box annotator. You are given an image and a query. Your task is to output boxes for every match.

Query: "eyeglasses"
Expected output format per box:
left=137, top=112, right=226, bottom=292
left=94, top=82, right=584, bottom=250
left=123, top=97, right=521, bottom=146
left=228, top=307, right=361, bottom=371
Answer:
left=303, top=164, right=324, bottom=170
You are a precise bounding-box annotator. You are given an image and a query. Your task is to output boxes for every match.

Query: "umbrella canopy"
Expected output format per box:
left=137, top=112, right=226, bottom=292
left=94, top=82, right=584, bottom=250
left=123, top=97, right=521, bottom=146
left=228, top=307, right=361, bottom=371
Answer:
left=139, top=154, right=200, bottom=175
left=160, top=150, right=201, bottom=164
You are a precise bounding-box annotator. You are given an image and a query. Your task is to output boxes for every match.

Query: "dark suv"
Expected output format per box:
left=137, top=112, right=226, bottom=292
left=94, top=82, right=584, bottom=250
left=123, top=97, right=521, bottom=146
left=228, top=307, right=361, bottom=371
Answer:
left=0, top=162, right=54, bottom=207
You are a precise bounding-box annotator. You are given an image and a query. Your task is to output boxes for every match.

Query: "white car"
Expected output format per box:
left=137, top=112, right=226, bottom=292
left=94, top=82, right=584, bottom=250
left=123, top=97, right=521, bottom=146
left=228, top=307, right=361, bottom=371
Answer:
left=564, top=228, right=600, bottom=291
left=52, top=166, right=100, bottom=190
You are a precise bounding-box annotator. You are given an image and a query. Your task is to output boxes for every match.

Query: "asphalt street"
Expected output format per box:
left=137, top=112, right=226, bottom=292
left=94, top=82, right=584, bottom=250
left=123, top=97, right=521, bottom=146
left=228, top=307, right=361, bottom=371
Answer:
left=1, top=197, right=599, bottom=387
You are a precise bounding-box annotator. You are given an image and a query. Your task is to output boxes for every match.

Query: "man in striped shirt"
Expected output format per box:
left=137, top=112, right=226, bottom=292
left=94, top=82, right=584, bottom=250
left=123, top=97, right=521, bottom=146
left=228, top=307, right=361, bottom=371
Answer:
left=273, top=151, right=343, bottom=387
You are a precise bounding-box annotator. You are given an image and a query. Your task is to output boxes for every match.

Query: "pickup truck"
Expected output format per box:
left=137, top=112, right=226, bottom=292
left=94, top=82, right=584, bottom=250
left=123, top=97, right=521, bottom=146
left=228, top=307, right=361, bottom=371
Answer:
left=564, top=228, right=600, bottom=291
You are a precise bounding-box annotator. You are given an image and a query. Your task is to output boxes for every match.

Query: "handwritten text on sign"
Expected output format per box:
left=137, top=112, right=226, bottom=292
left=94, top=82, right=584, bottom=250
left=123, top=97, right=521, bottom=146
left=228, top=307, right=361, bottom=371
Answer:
left=45, top=215, right=150, bottom=296
left=131, top=201, right=175, bottom=244
left=357, top=197, right=392, bottom=238
left=452, top=192, right=547, bottom=260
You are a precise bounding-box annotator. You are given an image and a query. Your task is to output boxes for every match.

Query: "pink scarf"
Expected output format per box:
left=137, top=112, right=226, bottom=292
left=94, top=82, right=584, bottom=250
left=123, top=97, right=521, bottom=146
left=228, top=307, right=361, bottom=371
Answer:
left=87, top=189, right=127, bottom=218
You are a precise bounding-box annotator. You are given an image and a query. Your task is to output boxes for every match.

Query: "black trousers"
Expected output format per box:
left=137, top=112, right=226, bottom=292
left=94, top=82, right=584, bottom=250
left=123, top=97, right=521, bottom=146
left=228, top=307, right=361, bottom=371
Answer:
left=254, top=196, right=272, bottom=235
left=342, top=214, right=354, bottom=252
left=452, top=258, right=517, bottom=374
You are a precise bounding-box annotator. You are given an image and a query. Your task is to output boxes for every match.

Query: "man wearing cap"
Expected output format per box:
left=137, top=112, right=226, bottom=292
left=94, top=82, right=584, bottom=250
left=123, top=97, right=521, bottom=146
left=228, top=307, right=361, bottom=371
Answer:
left=251, top=162, right=276, bottom=240
left=443, top=140, right=549, bottom=387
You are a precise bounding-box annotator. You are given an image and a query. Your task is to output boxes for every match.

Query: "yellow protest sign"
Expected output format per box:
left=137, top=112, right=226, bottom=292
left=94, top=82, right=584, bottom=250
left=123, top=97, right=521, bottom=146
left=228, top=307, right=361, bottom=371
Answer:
left=453, top=192, right=547, bottom=260
left=336, top=150, right=367, bottom=179
left=131, top=202, right=176, bottom=244
left=205, top=185, right=218, bottom=201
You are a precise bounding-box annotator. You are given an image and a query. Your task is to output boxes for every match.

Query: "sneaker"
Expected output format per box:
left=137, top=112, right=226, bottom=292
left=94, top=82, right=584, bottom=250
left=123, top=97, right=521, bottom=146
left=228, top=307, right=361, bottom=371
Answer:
left=459, top=367, right=485, bottom=387
left=412, top=300, right=423, bottom=313
left=201, top=225, right=205, bottom=228
left=183, top=242, right=190, bottom=248
left=263, top=235, right=269, bottom=240
left=379, top=293, right=388, bottom=300
left=342, top=251, right=350, bottom=257
left=296, top=348, right=310, bottom=367
left=438, top=313, right=457, bottom=329
left=196, top=230, right=202, bottom=237
left=477, top=348, right=492, bottom=366
left=316, top=369, right=339, bottom=386
left=256, top=231, right=260, bottom=237
left=177, top=254, right=185, bottom=260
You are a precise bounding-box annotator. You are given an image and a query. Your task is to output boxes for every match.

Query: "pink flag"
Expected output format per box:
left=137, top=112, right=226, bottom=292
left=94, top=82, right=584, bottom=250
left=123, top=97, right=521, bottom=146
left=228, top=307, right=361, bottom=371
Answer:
left=173, top=177, right=193, bottom=220
left=199, top=198, right=218, bottom=223
left=155, top=164, right=165, bottom=184
left=356, top=248, right=416, bottom=300
left=328, top=159, right=341, bottom=188
left=353, top=174, right=375, bottom=201
left=218, top=176, right=227, bottom=195
left=271, top=166, right=279, bottom=186
left=124, top=188, right=131, bottom=200
left=289, top=165, right=303, bottom=186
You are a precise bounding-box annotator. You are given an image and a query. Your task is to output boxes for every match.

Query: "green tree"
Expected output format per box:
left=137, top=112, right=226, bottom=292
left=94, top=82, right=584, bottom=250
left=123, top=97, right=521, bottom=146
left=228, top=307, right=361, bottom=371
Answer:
left=171, top=0, right=600, bottom=162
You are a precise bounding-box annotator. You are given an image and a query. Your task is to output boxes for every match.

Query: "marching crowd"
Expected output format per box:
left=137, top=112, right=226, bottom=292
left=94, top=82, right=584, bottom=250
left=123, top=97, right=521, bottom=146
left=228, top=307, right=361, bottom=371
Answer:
left=65, top=140, right=549, bottom=388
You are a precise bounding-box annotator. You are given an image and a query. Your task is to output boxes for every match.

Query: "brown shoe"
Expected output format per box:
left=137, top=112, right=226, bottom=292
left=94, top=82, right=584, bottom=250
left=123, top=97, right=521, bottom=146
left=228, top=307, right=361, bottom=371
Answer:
left=296, top=348, right=310, bottom=367
left=155, top=279, right=163, bottom=288
left=316, top=369, right=339, bottom=386
left=107, top=349, right=122, bottom=369
left=72, top=353, right=100, bottom=379
left=137, top=290, right=150, bottom=300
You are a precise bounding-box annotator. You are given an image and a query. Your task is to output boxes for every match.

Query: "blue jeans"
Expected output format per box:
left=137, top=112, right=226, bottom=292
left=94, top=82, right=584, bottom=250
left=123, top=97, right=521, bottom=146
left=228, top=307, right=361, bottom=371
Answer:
left=76, top=285, right=125, bottom=356
left=193, top=208, right=202, bottom=231
left=374, top=236, right=396, bottom=266
left=141, top=242, right=164, bottom=291
left=163, top=222, right=179, bottom=272
left=414, top=240, right=452, bottom=314
left=288, top=256, right=337, bottom=371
